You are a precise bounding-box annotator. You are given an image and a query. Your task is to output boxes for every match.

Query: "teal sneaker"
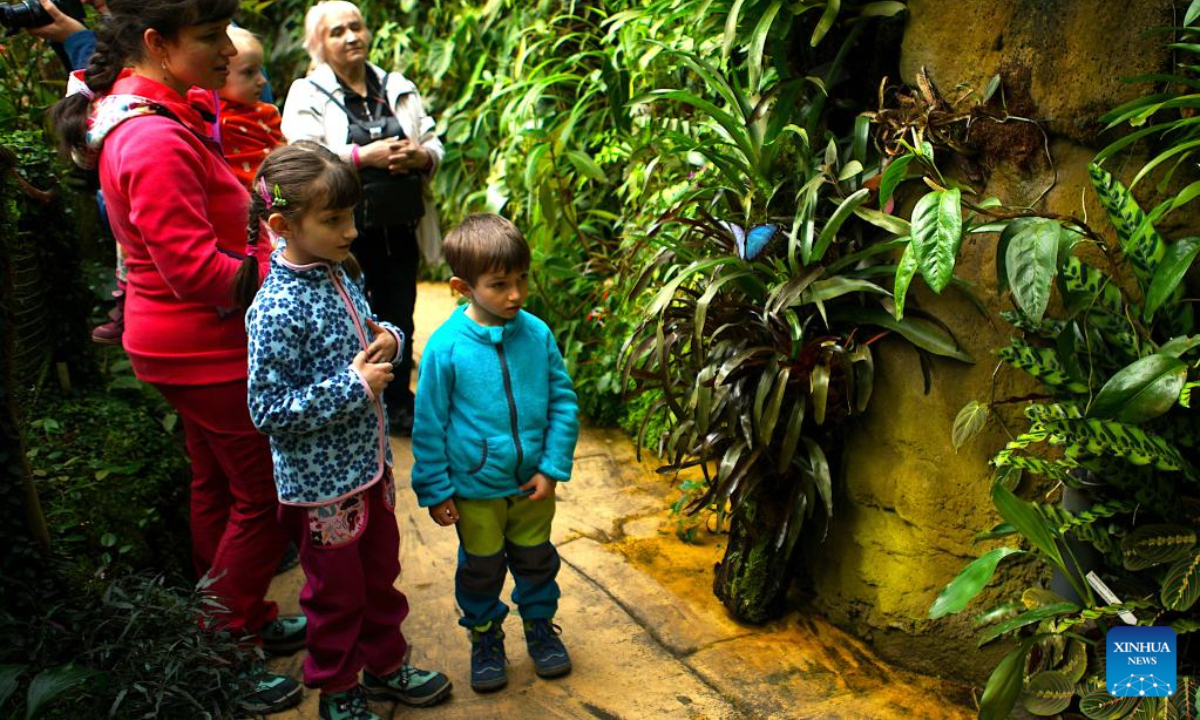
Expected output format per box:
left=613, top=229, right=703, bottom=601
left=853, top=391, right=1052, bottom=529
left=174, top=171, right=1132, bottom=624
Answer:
left=319, top=685, right=378, bottom=720
left=237, top=670, right=302, bottom=714
left=469, top=621, right=507, bottom=692
left=260, top=614, right=307, bottom=655
left=524, top=619, right=571, bottom=679
left=362, top=663, right=452, bottom=706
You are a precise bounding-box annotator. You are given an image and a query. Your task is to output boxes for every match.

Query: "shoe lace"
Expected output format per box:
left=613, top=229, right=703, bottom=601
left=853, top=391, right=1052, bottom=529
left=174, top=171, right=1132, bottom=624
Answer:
left=527, top=621, right=563, bottom=649
left=472, top=626, right=505, bottom=662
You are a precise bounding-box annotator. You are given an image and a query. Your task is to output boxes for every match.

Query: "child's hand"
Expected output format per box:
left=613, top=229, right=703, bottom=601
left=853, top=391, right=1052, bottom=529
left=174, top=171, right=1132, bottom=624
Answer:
left=352, top=350, right=393, bottom=398
left=365, top=318, right=399, bottom=363
left=519, top=473, right=556, bottom=501
left=429, top=498, right=459, bottom=526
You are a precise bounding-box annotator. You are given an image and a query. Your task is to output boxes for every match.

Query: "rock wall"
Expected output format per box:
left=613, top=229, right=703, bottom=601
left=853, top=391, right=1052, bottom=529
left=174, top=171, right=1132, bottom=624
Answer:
left=806, top=0, right=1184, bottom=683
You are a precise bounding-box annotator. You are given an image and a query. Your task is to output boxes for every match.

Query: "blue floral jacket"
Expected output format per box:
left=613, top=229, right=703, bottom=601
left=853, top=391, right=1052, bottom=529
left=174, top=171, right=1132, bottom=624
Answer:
left=246, top=251, right=403, bottom=505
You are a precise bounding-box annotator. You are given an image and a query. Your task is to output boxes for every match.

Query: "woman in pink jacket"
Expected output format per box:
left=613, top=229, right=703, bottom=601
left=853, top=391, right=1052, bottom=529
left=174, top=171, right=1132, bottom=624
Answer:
left=53, top=1, right=303, bottom=713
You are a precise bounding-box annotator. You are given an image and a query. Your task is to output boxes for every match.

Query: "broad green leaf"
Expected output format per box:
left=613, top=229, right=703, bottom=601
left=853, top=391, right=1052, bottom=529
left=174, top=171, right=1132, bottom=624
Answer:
left=1078, top=689, right=1138, bottom=719
left=758, top=367, right=790, bottom=445
left=910, top=188, right=962, bottom=293
left=803, top=437, right=833, bottom=517
left=0, top=665, right=25, bottom=710
left=722, top=0, right=749, bottom=63
left=1122, top=524, right=1196, bottom=571
left=748, top=0, right=784, bottom=93
left=26, top=665, right=93, bottom=720
left=878, top=154, right=914, bottom=207
left=811, top=189, right=871, bottom=263
left=1005, top=218, right=1059, bottom=323
left=811, top=0, right=841, bottom=47
left=854, top=206, right=911, bottom=235
left=992, top=483, right=1067, bottom=573
left=776, top=396, right=806, bottom=474
left=564, top=150, right=606, bottom=182
left=1022, top=671, right=1075, bottom=716
left=1160, top=336, right=1200, bottom=358
left=826, top=305, right=974, bottom=363
left=928, top=547, right=1024, bottom=619
left=859, top=1, right=907, bottom=18
left=892, top=244, right=918, bottom=320
left=979, top=640, right=1033, bottom=720
left=952, top=400, right=990, bottom=450
left=810, top=362, right=830, bottom=425
left=1162, top=552, right=1200, bottom=611
left=977, top=602, right=1078, bottom=646
left=1089, top=163, right=1166, bottom=283
left=1188, top=0, right=1200, bottom=26
left=1145, top=237, right=1200, bottom=320
left=1090, top=353, right=1187, bottom=424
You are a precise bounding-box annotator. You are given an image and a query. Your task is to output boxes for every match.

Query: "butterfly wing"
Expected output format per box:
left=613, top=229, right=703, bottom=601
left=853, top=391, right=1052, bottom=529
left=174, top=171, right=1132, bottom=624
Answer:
left=720, top=221, right=747, bottom=259
left=744, top=223, right=778, bottom=260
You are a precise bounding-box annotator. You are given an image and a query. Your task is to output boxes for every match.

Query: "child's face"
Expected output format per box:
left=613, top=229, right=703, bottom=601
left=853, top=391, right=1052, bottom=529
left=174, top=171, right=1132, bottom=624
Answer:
left=220, top=38, right=266, bottom=105
left=277, top=205, right=358, bottom=265
left=465, top=267, right=529, bottom=325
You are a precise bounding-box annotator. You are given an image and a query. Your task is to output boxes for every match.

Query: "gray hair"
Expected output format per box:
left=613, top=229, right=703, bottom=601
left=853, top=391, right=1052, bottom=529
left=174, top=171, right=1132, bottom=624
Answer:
left=303, top=1, right=369, bottom=66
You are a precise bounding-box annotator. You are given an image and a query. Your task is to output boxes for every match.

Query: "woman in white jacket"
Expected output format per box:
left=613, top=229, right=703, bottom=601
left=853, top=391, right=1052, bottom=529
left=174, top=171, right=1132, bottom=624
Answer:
left=282, top=0, right=442, bottom=434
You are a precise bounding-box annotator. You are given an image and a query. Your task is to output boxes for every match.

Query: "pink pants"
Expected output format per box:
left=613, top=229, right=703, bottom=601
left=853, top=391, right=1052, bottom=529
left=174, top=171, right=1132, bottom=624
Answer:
left=279, top=475, right=409, bottom=692
left=156, top=379, right=286, bottom=634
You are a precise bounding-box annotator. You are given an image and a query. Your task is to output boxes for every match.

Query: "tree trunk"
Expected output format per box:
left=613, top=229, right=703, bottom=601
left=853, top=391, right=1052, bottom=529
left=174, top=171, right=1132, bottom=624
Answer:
left=713, top=496, right=794, bottom=624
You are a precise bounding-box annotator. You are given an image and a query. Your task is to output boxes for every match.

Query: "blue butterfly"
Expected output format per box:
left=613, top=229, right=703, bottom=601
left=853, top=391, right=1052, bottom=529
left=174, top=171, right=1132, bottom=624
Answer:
left=721, top=221, right=778, bottom=261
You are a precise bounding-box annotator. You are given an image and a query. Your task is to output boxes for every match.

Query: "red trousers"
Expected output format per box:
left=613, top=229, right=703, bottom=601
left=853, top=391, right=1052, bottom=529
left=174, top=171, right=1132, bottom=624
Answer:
left=279, top=476, right=409, bottom=692
left=156, top=379, right=286, bottom=634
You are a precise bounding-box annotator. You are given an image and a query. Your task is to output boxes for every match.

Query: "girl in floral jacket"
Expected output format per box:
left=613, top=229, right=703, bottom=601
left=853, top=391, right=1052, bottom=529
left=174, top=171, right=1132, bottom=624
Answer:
left=240, top=143, right=451, bottom=720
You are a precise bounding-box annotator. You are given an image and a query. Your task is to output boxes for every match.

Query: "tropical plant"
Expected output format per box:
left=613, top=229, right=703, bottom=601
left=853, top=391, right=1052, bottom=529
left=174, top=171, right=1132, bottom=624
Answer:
left=926, top=159, right=1200, bottom=720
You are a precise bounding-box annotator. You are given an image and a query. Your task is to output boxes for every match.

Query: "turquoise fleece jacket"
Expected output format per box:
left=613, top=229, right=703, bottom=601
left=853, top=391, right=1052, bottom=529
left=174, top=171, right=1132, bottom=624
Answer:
left=411, top=306, right=579, bottom=507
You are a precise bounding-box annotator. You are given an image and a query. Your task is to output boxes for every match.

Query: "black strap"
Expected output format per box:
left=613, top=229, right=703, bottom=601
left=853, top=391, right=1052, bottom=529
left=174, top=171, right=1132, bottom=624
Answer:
left=308, top=72, right=393, bottom=135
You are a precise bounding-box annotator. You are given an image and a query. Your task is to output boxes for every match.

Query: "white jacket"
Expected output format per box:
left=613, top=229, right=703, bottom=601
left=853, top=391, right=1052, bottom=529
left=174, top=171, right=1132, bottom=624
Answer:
left=281, top=62, right=444, bottom=264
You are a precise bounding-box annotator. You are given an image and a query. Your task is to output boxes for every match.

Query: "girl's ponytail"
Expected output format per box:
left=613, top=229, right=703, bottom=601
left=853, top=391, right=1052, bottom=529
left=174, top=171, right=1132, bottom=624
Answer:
left=51, top=24, right=127, bottom=156
left=233, top=187, right=268, bottom=309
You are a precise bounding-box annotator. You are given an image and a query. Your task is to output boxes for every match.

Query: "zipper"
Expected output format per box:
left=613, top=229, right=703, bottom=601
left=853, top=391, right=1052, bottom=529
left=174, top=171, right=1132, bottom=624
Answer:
left=495, top=344, right=523, bottom=480
left=328, top=267, right=386, bottom=467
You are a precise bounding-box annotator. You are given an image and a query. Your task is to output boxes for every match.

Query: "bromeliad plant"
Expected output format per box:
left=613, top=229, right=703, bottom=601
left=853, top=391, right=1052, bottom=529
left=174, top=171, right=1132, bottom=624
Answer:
left=621, top=26, right=972, bottom=621
left=926, top=160, right=1200, bottom=719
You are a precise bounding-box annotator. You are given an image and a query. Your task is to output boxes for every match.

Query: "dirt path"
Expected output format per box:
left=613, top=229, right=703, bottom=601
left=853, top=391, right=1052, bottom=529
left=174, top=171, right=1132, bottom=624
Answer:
left=266, top=283, right=974, bottom=719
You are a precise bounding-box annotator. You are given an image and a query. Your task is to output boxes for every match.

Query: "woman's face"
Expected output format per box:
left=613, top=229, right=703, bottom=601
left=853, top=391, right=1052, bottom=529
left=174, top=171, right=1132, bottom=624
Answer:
left=162, top=20, right=238, bottom=91
left=321, top=6, right=369, bottom=71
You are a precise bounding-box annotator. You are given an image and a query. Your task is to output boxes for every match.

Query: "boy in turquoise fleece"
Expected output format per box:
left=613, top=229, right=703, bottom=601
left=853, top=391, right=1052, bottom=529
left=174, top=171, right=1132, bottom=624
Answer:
left=411, top=213, right=579, bottom=693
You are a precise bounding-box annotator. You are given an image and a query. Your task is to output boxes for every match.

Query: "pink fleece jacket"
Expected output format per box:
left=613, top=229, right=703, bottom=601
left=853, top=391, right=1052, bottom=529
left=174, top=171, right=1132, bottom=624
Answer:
left=98, top=75, right=270, bottom=386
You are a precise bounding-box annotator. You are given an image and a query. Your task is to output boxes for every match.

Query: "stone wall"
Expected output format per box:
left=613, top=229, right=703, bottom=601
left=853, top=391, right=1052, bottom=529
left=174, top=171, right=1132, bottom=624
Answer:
left=806, top=0, right=1186, bottom=683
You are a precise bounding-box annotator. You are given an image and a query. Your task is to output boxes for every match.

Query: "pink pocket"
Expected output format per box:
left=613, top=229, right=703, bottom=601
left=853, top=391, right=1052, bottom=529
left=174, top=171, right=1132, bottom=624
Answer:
left=306, top=492, right=368, bottom=549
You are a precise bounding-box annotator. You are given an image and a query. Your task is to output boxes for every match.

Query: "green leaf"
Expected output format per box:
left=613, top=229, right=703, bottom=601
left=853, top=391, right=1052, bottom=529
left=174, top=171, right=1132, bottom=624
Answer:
left=1089, top=163, right=1166, bottom=284
left=859, top=1, right=907, bottom=18
left=1188, top=0, right=1200, bottom=26
left=977, top=602, right=1078, bottom=646
left=0, top=665, right=26, bottom=710
left=928, top=547, right=1024, bottom=619
left=26, top=665, right=93, bottom=720
left=810, top=362, right=830, bottom=425
left=992, top=483, right=1067, bottom=573
left=826, top=305, right=974, bottom=363
left=878, top=154, right=914, bottom=207
left=1145, top=237, right=1200, bottom=321
left=776, top=396, right=806, bottom=474
left=1022, top=671, right=1075, bottom=716
left=1005, top=218, right=1060, bottom=323
left=1160, top=336, right=1200, bottom=358
left=748, top=0, right=784, bottom=93
left=803, top=437, right=833, bottom=518
left=1091, top=353, right=1187, bottom=424
left=979, top=640, right=1033, bottom=720
left=564, top=150, right=606, bottom=182
left=1161, top=552, right=1200, bottom=611
left=810, top=0, right=841, bottom=47
left=854, top=206, right=911, bottom=236
left=811, top=188, right=871, bottom=263
left=1078, top=689, right=1138, bottom=720
left=892, top=244, right=918, bottom=320
left=910, top=188, right=962, bottom=294
left=1122, top=524, right=1197, bottom=571
left=952, top=400, right=990, bottom=450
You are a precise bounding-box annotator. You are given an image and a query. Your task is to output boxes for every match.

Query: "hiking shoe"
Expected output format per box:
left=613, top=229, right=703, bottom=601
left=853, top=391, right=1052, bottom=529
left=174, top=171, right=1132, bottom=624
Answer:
left=469, top=621, right=507, bottom=692
left=260, top=614, right=307, bottom=655
left=91, top=294, right=124, bottom=345
left=362, top=663, right=452, bottom=706
left=524, top=619, right=571, bottom=679
left=238, top=671, right=302, bottom=714
left=319, top=685, right=378, bottom=720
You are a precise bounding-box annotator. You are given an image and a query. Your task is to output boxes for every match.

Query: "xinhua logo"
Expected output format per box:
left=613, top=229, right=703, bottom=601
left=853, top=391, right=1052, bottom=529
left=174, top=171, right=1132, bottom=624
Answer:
left=1106, top=626, right=1176, bottom=697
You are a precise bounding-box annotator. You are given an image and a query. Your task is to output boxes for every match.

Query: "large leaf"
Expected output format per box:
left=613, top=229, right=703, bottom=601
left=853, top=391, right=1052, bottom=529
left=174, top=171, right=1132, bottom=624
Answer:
left=811, top=188, right=870, bottom=263
left=928, top=547, right=1024, bottom=619
left=892, top=244, right=918, bottom=320
left=1145, top=237, right=1200, bottom=320
left=979, top=640, right=1033, bottom=720
left=1162, top=552, right=1200, bottom=611
left=0, top=665, right=25, bottom=710
left=1004, top=217, right=1060, bottom=323
left=1121, top=524, right=1197, bottom=571
left=878, top=153, right=914, bottom=207
left=826, top=306, right=973, bottom=363
left=1167, top=676, right=1198, bottom=720
left=1089, top=163, right=1166, bottom=284
left=952, top=400, right=989, bottom=450
left=977, top=602, right=1078, bottom=646
left=25, top=665, right=94, bottom=720
left=1022, top=670, right=1075, bottom=716
left=1090, top=353, right=1188, bottom=424
left=910, top=188, right=962, bottom=294
left=992, top=483, right=1067, bottom=573
left=1079, top=689, right=1139, bottom=720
